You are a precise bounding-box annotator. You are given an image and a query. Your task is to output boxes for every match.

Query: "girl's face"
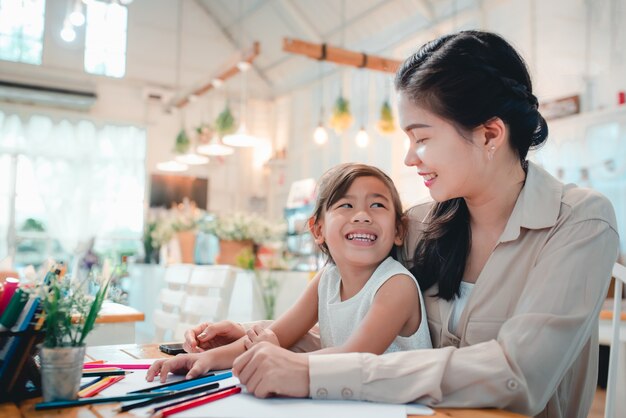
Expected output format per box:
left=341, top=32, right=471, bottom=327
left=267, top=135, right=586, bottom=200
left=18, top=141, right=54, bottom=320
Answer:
left=397, top=91, right=490, bottom=202
left=312, top=176, right=403, bottom=269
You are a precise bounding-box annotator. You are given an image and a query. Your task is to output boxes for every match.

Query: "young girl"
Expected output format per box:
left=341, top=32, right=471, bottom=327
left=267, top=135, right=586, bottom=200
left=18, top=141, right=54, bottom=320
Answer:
left=147, top=163, right=431, bottom=382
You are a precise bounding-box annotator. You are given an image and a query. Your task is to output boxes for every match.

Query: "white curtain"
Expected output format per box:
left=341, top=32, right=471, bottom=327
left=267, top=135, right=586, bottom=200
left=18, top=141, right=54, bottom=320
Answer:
left=0, top=109, right=146, bottom=256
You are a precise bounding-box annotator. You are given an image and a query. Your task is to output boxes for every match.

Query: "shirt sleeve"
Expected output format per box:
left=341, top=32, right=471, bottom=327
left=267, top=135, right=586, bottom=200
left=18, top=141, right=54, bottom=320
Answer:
left=309, top=217, right=619, bottom=415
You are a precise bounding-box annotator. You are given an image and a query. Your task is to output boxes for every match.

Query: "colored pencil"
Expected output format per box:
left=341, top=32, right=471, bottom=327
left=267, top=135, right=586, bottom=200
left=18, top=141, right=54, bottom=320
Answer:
left=128, top=372, right=215, bottom=394
left=151, top=371, right=232, bottom=393
left=117, top=382, right=220, bottom=412
left=35, top=392, right=171, bottom=410
left=153, top=386, right=242, bottom=418
left=79, top=375, right=125, bottom=398
left=81, top=367, right=123, bottom=372
left=83, top=362, right=151, bottom=370
left=79, top=376, right=104, bottom=391
left=82, top=370, right=131, bottom=378
left=84, top=360, right=105, bottom=365
left=150, top=385, right=237, bottom=414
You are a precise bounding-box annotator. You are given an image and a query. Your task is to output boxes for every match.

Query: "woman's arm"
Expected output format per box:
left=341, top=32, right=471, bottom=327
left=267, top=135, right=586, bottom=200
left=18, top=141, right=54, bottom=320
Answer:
left=314, top=274, right=420, bottom=355
left=235, top=210, right=618, bottom=414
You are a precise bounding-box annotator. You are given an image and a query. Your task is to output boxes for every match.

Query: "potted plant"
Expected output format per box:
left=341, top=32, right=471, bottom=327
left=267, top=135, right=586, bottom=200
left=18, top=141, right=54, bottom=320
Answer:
left=174, top=128, right=191, bottom=154
left=376, top=100, right=396, bottom=134
left=215, top=105, right=236, bottom=137
left=200, top=212, right=286, bottom=266
left=329, top=95, right=354, bottom=133
left=37, top=266, right=111, bottom=402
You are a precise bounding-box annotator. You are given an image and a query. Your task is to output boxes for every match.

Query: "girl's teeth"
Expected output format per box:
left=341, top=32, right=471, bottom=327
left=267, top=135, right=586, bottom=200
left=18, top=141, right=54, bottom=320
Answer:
left=347, top=233, right=377, bottom=241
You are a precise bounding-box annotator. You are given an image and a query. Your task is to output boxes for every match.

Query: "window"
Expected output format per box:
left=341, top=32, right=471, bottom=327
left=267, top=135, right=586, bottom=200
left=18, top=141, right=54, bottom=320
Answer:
left=84, top=0, right=127, bottom=78
left=0, top=0, right=46, bottom=65
left=0, top=110, right=146, bottom=267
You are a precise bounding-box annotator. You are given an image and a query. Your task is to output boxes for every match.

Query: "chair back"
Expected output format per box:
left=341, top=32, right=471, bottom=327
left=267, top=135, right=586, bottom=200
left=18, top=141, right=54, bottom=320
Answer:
left=153, top=264, right=194, bottom=341
left=173, top=266, right=237, bottom=340
left=605, top=262, right=626, bottom=418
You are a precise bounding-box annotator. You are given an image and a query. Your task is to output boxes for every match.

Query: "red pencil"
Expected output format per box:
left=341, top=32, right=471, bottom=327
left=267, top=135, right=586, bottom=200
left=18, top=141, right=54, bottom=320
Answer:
left=153, top=386, right=242, bottom=418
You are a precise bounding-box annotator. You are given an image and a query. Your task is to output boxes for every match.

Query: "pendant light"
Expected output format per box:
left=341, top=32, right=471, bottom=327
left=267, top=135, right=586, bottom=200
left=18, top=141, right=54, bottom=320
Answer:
left=222, top=0, right=257, bottom=147
left=355, top=70, right=369, bottom=148
left=313, top=61, right=328, bottom=145
left=197, top=94, right=235, bottom=156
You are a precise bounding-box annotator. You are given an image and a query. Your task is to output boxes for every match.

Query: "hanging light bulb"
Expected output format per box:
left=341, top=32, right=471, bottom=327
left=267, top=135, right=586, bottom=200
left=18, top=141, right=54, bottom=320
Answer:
left=313, top=124, right=328, bottom=145
left=355, top=127, right=369, bottom=148
left=69, top=0, right=85, bottom=27
left=156, top=160, right=188, bottom=172
left=197, top=133, right=235, bottom=156
left=60, top=21, right=76, bottom=42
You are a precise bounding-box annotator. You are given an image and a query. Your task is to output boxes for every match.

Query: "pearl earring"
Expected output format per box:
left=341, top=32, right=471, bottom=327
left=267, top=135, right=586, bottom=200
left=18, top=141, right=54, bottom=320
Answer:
left=488, top=145, right=495, bottom=161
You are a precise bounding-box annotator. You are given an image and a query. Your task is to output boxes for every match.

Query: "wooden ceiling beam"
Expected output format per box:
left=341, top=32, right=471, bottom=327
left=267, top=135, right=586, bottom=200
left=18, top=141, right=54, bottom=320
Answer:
left=283, top=38, right=401, bottom=73
left=174, top=41, right=260, bottom=108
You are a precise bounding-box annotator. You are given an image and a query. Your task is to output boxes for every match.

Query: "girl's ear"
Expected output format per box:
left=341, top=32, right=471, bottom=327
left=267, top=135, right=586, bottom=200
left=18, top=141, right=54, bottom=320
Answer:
left=394, top=215, right=407, bottom=246
left=308, top=216, right=325, bottom=244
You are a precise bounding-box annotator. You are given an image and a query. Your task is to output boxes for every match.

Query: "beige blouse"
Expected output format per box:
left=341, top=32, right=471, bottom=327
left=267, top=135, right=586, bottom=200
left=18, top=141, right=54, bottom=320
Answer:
left=304, top=162, right=619, bottom=418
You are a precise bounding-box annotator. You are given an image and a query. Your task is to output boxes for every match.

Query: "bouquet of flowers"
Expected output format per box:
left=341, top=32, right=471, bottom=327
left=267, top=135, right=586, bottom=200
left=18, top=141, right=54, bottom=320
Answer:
left=201, top=212, right=286, bottom=245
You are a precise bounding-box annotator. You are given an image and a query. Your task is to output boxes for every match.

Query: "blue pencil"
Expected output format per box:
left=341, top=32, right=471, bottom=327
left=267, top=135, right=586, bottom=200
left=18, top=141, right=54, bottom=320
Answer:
left=151, top=371, right=232, bottom=392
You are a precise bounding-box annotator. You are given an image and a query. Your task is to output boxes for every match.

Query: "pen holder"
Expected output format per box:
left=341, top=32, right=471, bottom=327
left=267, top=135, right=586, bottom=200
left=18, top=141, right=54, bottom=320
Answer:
left=0, top=328, right=45, bottom=402
left=40, top=345, right=86, bottom=402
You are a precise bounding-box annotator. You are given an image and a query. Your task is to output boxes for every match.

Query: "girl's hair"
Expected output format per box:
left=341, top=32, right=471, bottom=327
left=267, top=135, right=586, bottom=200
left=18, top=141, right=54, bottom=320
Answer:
left=394, top=30, right=549, bottom=300
left=310, top=163, right=405, bottom=264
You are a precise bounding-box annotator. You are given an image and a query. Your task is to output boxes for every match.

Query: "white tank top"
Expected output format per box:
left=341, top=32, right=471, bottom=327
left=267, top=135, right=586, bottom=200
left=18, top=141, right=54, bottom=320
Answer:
left=318, top=256, right=432, bottom=353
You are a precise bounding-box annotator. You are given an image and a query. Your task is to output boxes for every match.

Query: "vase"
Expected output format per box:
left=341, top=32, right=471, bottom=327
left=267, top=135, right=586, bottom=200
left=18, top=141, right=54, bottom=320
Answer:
left=216, top=239, right=254, bottom=266
left=176, top=231, right=196, bottom=263
left=40, top=345, right=86, bottom=402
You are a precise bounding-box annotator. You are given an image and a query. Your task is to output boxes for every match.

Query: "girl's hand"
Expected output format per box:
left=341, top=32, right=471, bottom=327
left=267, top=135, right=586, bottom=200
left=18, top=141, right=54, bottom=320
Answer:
left=183, top=321, right=246, bottom=353
left=233, top=342, right=309, bottom=398
left=243, top=325, right=280, bottom=350
left=146, top=352, right=213, bottom=383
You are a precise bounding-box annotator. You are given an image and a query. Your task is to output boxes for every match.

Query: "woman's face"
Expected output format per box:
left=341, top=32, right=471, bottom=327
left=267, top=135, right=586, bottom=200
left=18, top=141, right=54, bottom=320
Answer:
left=397, top=91, right=487, bottom=202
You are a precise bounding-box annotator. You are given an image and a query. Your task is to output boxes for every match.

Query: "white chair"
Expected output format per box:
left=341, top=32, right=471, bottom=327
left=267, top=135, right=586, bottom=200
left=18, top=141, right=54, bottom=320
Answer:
left=605, top=262, right=626, bottom=418
left=173, top=265, right=237, bottom=340
left=153, top=264, right=194, bottom=341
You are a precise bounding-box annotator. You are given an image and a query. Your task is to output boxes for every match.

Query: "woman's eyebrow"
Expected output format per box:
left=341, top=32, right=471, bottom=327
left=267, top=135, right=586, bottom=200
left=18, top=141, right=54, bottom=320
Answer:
left=403, top=123, right=432, bottom=131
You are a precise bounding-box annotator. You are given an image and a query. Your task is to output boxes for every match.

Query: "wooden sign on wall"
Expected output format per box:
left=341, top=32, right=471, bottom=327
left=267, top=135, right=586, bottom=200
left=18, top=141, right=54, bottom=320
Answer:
left=540, top=95, right=580, bottom=120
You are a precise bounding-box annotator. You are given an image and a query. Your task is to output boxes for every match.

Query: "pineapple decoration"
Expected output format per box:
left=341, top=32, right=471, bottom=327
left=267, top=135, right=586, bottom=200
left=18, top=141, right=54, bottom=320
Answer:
left=329, top=96, right=354, bottom=134
left=376, top=100, right=396, bottom=134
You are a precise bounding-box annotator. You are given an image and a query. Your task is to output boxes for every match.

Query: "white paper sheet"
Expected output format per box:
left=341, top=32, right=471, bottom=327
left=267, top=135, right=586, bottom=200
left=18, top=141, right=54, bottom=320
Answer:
left=92, top=360, right=433, bottom=417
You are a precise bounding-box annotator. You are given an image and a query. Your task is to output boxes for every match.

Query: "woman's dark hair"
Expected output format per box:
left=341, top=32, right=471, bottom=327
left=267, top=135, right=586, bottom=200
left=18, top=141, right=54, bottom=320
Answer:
left=310, top=163, right=405, bottom=264
left=394, top=30, right=548, bottom=300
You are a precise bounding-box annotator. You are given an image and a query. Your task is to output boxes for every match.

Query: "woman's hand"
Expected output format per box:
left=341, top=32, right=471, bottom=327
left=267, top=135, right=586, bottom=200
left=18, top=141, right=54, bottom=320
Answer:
left=233, top=342, right=310, bottom=398
left=146, top=352, right=213, bottom=383
left=243, top=325, right=280, bottom=350
left=183, top=320, right=246, bottom=353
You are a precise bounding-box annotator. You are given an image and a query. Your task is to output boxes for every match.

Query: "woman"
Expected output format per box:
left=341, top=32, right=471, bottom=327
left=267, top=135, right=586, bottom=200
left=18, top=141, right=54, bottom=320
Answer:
left=183, top=31, right=619, bottom=418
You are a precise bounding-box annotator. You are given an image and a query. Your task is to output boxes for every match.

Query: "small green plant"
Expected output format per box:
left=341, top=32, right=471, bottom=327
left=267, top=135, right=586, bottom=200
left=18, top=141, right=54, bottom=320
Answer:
left=174, top=129, right=191, bottom=154
left=215, top=105, right=236, bottom=137
left=376, top=100, right=396, bottom=134
left=38, top=267, right=111, bottom=347
left=236, top=248, right=279, bottom=320
left=329, top=96, right=354, bottom=133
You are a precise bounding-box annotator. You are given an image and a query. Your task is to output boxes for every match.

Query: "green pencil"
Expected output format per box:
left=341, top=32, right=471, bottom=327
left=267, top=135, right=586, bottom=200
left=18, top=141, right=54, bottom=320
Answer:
left=34, top=392, right=172, bottom=410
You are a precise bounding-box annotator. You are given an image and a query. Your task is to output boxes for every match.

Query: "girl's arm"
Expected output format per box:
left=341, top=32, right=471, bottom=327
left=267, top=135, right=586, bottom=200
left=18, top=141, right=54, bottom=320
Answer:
left=314, top=273, right=420, bottom=355
left=265, top=271, right=322, bottom=349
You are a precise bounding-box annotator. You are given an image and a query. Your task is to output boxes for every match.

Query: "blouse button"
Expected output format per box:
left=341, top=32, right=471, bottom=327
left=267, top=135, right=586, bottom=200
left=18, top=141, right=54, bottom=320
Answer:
left=341, top=388, right=353, bottom=399
left=506, top=379, right=519, bottom=391
left=316, top=388, right=328, bottom=398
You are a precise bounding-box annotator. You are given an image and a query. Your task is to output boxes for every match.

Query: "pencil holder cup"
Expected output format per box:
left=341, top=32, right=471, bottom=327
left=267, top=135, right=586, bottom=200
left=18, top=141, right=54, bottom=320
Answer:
left=40, top=345, right=86, bottom=402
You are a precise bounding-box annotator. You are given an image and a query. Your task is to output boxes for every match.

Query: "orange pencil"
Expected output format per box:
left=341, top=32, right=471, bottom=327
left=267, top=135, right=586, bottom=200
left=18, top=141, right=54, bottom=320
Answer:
left=81, top=367, right=122, bottom=372
left=78, top=375, right=125, bottom=398
left=84, top=360, right=105, bottom=365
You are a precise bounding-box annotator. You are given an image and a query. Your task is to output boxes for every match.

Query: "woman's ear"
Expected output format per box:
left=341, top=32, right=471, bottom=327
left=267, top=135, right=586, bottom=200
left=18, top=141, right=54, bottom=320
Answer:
left=394, top=215, right=407, bottom=246
left=479, top=117, right=507, bottom=157
left=308, top=216, right=325, bottom=244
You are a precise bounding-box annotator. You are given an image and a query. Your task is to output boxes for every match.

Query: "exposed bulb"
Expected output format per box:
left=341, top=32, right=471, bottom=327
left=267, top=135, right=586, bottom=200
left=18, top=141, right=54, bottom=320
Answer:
left=355, top=127, right=369, bottom=148
left=211, top=78, right=224, bottom=88
left=61, top=24, right=76, bottom=42
left=236, top=61, right=251, bottom=72
left=69, top=11, right=85, bottom=27
left=313, top=124, right=328, bottom=145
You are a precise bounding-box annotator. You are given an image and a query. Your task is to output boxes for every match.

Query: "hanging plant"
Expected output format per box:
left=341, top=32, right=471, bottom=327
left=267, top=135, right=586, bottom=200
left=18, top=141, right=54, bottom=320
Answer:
left=376, top=100, right=396, bottom=134
left=215, top=105, right=236, bottom=137
left=329, top=96, right=354, bottom=133
left=174, top=128, right=191, bottom=154
left=195, top=123, right=213, bottom=144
